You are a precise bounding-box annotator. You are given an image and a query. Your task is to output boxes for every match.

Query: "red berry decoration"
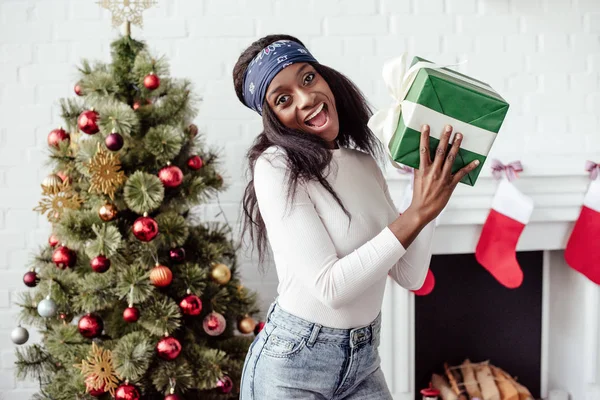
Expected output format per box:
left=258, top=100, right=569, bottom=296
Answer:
left=47, top=128, right=70, bottom=148
left=169, top=247, right=185, bottom=263
left=187, top=155, right=203, bottom=170
left=77, top=109, right=100, bottom=135
left=179, top=294, right=202, bottom=316
left=132, top=99, right=151, bottom=110
left=144, top=72, right=160, bottom=90
left=216, top=375, right=234, bottom=394
left=52, top=246, right=76, bottom=269
left=203, top=311, right=226, bottom=336
left=156, top=336, right=182, bottom=360
left=123, top=306, right=140, bottom=323
left=23, top=270, right=39, bottom=287
left=90, top=255, right=111, bottom=273
left=74, top=83, right=83, bottom=96
left=105, top=132, right=124, bottom=151
left=254, top=321, right=265, bottom=335
left=115, top=383, right=140, bottom=400
left=56, top=171, right=71, bottom=184
left=48, top=234, right=59, bottom=247
left=158, top=165, right=184, bottom=188
left=165, top=395, right=182, bottom=400
left=78, top=313, right=103, bottom=338
left=133, top=215, right=159, bottom=242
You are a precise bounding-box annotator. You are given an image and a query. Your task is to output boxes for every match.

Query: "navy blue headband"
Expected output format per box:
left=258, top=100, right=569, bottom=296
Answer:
left=242, top=40, right=318, bottom=115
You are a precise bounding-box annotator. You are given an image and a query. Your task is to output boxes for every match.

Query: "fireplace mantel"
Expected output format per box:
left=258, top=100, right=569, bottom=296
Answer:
left=381, top=171, right=600, bottom=400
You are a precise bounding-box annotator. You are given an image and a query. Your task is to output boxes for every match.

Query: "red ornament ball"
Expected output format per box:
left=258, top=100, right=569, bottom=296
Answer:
left=133, top=215, right=159, bottom=242
left=56, top=171, right=71, bottom=184
left=105, top=132, right=124, bottom=151
left=158, top=165, right=184, bottom=188
left=77, top=109, right=100, bottom=135
left=187, top=155, right=203, bottom=170
left=133, top=99, right=151, bottom=110
left=74, top=83, right=83, bottom=96
left=156, top=336, right=182, bottom=360
left=78, top=313, right=103, bottom=338
left=144, top=73, right=160, bottom=90
left=203, top=311, right=226, bottom=336
left=169, top=247, right=185, bottom=263
left=23, top=270, right=39, bottom=287
left=216, top=375, right=234, bottom=394
left=52, top=246, right=76, bottom=269
left=150, top=264, right=173, bottom=287
left=115, top=383, right=140, bottom=400
left=164, top=395, right=182, bottom=400
left=86, top=381, right=105, bottom=397
left=123, top=306, right=140, bottom=323
left=48, top=234, right=59, bottom=247
left=179, top=294, right=202, bottom=316
left=254, top=321, right=265, bottom=335
left=47, top=128, right=70, bottom=148
left=90, top=255, right=111, bottom=273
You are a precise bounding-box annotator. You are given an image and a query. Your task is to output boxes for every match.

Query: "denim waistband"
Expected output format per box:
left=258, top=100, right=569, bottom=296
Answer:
left=264, top=299, right=381, bottom=348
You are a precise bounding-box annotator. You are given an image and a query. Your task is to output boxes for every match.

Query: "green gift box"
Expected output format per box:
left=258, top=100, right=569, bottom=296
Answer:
left=369, top=55, right=510, bottom=186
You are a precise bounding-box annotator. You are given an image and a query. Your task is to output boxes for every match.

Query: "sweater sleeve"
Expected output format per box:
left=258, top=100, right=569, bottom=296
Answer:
left=254, top=151, right=407, bottom=309
left=377, top=165, right=436, bottom=290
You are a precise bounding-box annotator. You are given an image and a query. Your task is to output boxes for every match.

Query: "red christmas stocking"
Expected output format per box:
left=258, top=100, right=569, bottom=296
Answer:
left=412, top=269, right=435, bottom=296
left=565, top=178, right=600, bottom=284
left=475, top=179, right=534, bottom=288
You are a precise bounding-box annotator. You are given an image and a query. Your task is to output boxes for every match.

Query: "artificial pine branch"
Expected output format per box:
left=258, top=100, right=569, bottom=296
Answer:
left=123, top=171, right=164, bottom=214
left=143, top=125, right=184, bottom=163
left=112, top=331, right=154, bottom=381
left=154, top=211, right=189, bottom=248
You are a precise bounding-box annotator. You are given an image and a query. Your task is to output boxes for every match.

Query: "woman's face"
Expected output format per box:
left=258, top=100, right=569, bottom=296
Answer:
left=265, top=63, right=340, bottom=148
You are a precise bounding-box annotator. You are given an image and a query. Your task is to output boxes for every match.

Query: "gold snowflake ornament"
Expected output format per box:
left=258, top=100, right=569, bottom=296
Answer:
left=74, top=342, right=121, bottom=396
left=88, top=144, right=127, bottom=200
left=34, top=180, right=84, bottom=222
left=98, top=0, right=157, bottom=28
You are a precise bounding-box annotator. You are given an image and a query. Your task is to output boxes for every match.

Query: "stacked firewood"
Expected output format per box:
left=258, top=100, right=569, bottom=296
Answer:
left=430, top=359, right=535, bottom=400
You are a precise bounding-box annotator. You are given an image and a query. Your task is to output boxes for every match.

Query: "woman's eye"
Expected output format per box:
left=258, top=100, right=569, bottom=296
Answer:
left=276, top=95, right=289, bottom=106
left=304, top=73, right=315, bottom=85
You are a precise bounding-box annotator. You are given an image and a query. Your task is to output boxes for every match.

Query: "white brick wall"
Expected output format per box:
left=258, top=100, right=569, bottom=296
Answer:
left=0, top=0, right=599, bottom=396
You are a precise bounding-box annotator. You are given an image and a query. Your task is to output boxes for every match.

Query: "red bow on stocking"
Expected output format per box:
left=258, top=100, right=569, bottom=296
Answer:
left=491, top=159, right=523, bottom=181
left=585, top=160, right=599, bottom=180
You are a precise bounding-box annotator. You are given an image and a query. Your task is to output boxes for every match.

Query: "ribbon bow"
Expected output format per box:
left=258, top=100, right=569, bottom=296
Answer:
left=491, top=159, right=523, bottom=181
left=367, top=54, right=464, bottom=169
left=585, top=160, right=599, bottom=180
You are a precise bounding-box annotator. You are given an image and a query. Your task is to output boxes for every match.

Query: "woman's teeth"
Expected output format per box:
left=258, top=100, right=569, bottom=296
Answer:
left=305, top=103, right=325, bottom=125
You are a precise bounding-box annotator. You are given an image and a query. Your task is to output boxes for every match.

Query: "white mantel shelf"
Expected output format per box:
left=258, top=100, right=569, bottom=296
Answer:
left=381, top=171, right=600, bottom=400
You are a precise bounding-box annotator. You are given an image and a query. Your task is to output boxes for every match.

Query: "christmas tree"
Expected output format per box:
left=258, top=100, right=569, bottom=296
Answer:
left=11, top=5, right=261, bottom=400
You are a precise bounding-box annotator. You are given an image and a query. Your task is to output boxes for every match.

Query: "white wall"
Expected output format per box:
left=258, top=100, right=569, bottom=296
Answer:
left=0, top=0, right=599, bottom=396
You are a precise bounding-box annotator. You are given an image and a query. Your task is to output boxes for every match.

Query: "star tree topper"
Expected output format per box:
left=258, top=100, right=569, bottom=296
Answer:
left=98, top=0, right=157, bottom=34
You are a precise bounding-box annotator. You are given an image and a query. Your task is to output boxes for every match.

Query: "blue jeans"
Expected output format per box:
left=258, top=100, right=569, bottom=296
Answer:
left=240, top=299, right=392, bottom=399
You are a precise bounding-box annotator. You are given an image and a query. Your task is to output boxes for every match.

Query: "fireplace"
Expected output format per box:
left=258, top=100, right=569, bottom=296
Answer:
left=415, top=252, right=543, bottom=399
left=377, top=172, right=600, bottom=400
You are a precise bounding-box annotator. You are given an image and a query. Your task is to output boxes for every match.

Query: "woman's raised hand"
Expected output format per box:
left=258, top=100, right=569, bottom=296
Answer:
left=407, top=124, right=480, bottom=225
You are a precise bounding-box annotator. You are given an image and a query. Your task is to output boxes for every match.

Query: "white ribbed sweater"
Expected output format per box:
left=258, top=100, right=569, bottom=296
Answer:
left=254, top=146, right=436, bottom=328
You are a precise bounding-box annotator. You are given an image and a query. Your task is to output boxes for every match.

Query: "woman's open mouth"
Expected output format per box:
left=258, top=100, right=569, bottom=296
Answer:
left=304, top=103, right=329, bottom=131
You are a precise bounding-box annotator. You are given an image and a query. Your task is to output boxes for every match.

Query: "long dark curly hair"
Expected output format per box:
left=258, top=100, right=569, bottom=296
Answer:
left=232, top=34, right=383, bottom=267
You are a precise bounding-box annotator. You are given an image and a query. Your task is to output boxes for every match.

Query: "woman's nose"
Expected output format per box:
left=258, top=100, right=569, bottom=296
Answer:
left=296, top=89, right=316, bottom=109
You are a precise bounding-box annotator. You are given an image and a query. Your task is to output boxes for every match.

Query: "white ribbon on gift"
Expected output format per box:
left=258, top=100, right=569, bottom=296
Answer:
left=367, top=54, right=499, bottom=168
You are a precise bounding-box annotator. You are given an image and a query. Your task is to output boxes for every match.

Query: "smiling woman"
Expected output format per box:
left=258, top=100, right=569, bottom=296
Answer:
left=231, top=34, right=479, bottom=399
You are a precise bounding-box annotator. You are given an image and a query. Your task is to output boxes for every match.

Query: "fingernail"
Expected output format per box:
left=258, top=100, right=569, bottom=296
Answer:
left=456, top=133, right=462, bottom=140
left=422, top=124, right=429, bottom=130
left=474, top=160, right=480, bottom=166
left=445, top=125, right=452, bottom=132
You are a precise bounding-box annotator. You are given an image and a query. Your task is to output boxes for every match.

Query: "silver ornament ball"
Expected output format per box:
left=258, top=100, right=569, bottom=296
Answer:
left=11, top=326, right=29, bottom=345
left=37, top=297, right=57, bottom=318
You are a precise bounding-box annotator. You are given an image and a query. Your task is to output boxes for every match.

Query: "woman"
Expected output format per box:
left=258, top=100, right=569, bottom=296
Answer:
left=232, top=34, right=479, bottom=399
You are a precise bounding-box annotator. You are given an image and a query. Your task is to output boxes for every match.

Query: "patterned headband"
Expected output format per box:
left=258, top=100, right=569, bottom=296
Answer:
left=242, top=40, right=318, bottom=115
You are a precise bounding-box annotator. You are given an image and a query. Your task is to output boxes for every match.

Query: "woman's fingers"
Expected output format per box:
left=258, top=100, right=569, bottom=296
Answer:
left=432, top=125, right=453, bottom=172
left=451, top=159, right=480, bottom=187
left=419, top=124, right=432, bottom=170
left=442, top=132, right=462, bottom=178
